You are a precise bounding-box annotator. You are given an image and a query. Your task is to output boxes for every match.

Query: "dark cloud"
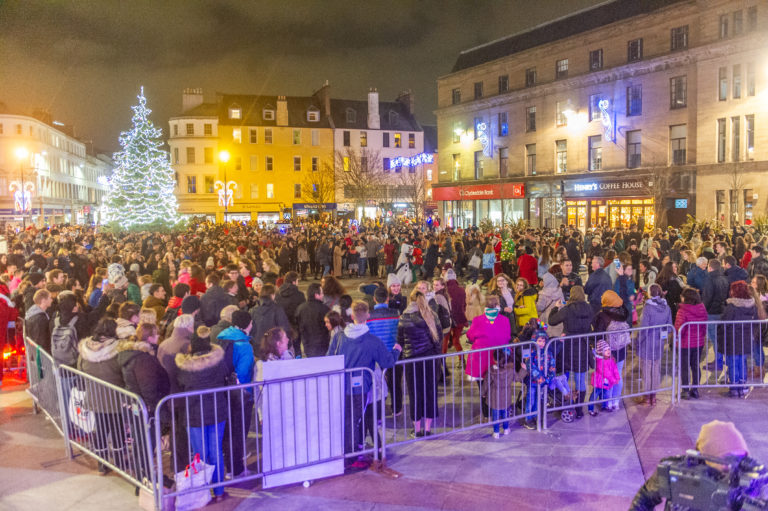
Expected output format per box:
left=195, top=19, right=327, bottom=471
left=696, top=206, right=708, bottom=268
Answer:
left=0, top=0, right=602, bottom=151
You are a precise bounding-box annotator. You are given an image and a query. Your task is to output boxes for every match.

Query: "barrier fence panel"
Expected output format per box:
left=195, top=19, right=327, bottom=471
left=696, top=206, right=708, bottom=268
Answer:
left=677, top=319, right=768, bottom=400
left=542, top=324, right=676, bottom=429
left=24, top=336, right=67, bottom=440
left=381, top=341, right=540, bottom=449
left=57, top=364, right=156, bottom=494
left=153, top=367, right=375, bottom=510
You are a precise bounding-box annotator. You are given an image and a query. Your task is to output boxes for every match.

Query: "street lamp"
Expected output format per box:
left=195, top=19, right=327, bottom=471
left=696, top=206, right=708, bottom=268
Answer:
left=218, top=150, right=230, bottom=223
left=14, top=147, right=29, bottom=229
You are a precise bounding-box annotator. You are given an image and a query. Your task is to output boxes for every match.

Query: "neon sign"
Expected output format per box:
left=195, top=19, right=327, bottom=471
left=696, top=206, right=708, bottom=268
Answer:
left=389, top=152, right=434, bottom=169
left=476, top=122, right=492, bottom=157
left=574, top=183, right=598, bottom=192
left=598, top=99, right=614, bottom=142
left=9, top=181, right=34, bottom=212
left=214, top=180, right=237, bottom=207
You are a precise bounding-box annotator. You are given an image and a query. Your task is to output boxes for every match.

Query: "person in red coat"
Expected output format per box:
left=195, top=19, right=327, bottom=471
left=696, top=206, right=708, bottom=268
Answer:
left=517, top=246, right=539, bottom=287
left=0, top=283, right=19, bottom=384
left=493, top=235, right=503, bottom=276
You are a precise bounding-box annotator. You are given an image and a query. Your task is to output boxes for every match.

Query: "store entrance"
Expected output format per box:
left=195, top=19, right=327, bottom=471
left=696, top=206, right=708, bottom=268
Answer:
left=566, top=198, right=654, bottom=230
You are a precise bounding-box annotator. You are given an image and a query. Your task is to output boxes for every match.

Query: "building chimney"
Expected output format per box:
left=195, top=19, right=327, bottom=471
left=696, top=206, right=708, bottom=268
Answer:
left=396, top=89, right=414, bottom=115
left=367, top=88, right=380, bottom=130
left=312, top=80, right=331, bottom=117
left=276, top=96, right=289, bottom=126
left=182, top=88, right=204, bottom=112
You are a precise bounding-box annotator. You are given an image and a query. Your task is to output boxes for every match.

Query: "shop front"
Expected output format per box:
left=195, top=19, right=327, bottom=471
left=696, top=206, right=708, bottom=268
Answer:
left=433, top=182, right=525, bottom=229
left=526, top=181, right=563, bottom=229
left=563, top=176, right=655, bottom=231
left=292, top=202, right=336, bottom=219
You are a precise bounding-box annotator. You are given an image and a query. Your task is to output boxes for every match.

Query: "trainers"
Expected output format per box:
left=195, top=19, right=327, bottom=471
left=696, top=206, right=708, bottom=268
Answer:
left=503, top=428, right=510, bottom=436
left=589, top=410, right=598, bottom=417
left=522, top=421, right=536, bottom=430
left=492, top=432, right=500, bottom=439
left=717, top=369, right=728, bottom=383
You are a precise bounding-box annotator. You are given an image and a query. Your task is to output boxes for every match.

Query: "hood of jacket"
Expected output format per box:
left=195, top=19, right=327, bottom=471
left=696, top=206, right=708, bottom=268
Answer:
left=115, top=318, right=136, bottom=339
left=727, top=297, right=756, bottom=309
left=79, top=336, right=120, bottom=363
left=25, top=304, right=47, bottom=320
left=541, top=272, right=558, bottom=291
left=519, top=287, right=538, bottom=298
left=645, top=296, right=669, bottom=311
left=144, top=295, right=164, bottom=308
left=217, top=326, right=251, bottom=342
left=116, top=339, right=155, bottom=365
left=278, top=283, right=301, bottom=299
left=343, top=322, right=369, bottom=340
left=175, top=344, right=225, bottom=372
left=600, top=305, right=628, bottom=322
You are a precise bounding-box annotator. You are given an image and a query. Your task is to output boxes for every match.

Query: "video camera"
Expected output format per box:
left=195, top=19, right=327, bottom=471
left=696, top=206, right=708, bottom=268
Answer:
left=656, top=450, right=768, bottom=510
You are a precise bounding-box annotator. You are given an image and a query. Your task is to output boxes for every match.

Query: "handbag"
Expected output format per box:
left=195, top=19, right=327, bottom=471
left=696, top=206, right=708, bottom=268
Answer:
left=174, top=453, right=215, bottom=511
left=139, top=478, right=175, bottom=511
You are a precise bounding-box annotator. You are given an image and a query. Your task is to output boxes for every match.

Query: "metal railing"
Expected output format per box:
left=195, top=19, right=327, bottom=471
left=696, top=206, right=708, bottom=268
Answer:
left=24, top=336, right=68, bottom=440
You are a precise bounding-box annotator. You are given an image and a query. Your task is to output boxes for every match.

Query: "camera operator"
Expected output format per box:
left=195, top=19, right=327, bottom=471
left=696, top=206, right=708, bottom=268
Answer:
left=630, top=420, right=750, bottom=510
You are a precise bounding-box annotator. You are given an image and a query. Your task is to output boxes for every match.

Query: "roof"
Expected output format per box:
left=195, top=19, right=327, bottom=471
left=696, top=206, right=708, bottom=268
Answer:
left=451, top=0, right=688, bottom=73
left=422, top=125, right=437, bottom=153
left=216, top=94, right=332, bottom=128
left=176, top=102, right=219, bottom=117
left=329, top=98, right=421, bottom=132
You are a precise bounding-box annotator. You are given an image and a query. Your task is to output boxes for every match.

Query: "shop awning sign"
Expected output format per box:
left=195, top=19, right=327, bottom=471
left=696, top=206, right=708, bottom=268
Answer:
left=432, top=183, right=524, bottom=201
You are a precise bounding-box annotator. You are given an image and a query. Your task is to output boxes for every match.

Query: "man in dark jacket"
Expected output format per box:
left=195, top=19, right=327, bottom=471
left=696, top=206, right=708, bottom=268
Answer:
left=565, top=235, right=582, bottom=268
left=558, top=260, right=583, bottom=302
left=275, top=271, right=305, bottom=332
left=723, top=255, right=749, bottom=284
left=200, top=273, right=236, bottom=327
left=584, top=256, right=612, bottom=315
left=316, top=239, right=332, bottom=277
left=747, top=245, right=768, bottom=279
left=25, top=289, right=52, bottom=352
left=702, top=258, right=729, bottom=374
left=249, top=284, right=292, bottom=352
left=295, top=283, right=330, bottom=357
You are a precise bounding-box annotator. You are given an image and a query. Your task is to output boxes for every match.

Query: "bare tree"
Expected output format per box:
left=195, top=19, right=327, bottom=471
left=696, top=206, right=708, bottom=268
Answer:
left=398, top=167, right=427, bottom=221
left=301, top=159, right=336, bottom=204
left=334, top=147, right=382, bottom=218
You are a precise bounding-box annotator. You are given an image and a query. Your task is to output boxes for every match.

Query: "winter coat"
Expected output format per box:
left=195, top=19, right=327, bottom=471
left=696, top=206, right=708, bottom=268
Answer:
left=724, top=265, right=749, bottom=285
left=614, top=275, right=637, bottom=324
left=701, top=269, right=729, bottom=315
left=175, top=346, right=230, bottom=427
left=0, top=291, right=18, bottom=346
left=295, top=297, right=331, bottom=357
left=200, top=285, right=237, bottom=327
left=636, top=297, right=672, bottom=361
left=592, top=306, right=630, bottom=362
left=536, top=273, right=564, bottom=337
left=584, top=268, right=612, bottom=315
left=590, top=354, right=621, bottom=390
left=25, top=304, right=51, bottom=353
left=674, top=302, right=708, bottom=349
left=548, top=301, right=593, bottom=373
left=338, top=322, right=400, bottom=395
left=397, top=307, right=440, bottom=359
left=445, top=279, right=467, bottom=327
left=216, top=326, right=255, bottom=386
left=658, top=277, right=683, bottom=321
left=482, top=363, right=528, bottom=410
left=514, top=287, right=538, bottom=328
left=249, top=296, right=292, bottom=352
left=686, top=265, right=707, bottom=291
left=367, top=304, right=400, bottom=351
left=116, top=340, right=170, bottom=416
left=748, top=255, right=768, bottom=280
left=127, top=283, right=142, bottom=305
left=517, top=253, right=538, bottom=286
left=275, top=283, right=306, bottom=329
left=156, top=326, right=193, bottom=394
left=77, top=336, right=125, bottom=414
left=388, top=293, right=407, bottom=315
left=209, top=319, right=232, bottom=346
left=527, top=344, right=556, bottom=385
left=142, top=295, right=166, bottom=327
left=716, top=298, right=759, bottom=357
left=465, top=314, right=512, bottom=378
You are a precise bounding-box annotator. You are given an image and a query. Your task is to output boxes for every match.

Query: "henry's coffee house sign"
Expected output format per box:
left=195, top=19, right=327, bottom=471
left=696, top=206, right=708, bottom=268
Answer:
left=563, top=176, right=652, bottom=197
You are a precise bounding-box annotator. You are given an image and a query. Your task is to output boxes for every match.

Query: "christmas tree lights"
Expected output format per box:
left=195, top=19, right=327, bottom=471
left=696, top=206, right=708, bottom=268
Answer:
left=102, top=87, right=179, bottom=230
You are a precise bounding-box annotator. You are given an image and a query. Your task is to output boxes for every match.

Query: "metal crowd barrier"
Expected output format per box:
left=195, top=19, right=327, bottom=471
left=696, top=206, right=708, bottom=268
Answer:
left=24, top=336, right=68, bottom=440
left=541, top=324, right=677, bottom=429
left=153, top=366, right=375, bottom=510
left=676, top=319, right=768, bottom=400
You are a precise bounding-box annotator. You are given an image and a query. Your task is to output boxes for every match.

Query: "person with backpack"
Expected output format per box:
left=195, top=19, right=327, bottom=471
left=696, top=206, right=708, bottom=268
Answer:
left=592, top=290, right=631, bottom=411
left=52, top=292, right=109, bottom=367
left=25, top=288, right=52, bottom=352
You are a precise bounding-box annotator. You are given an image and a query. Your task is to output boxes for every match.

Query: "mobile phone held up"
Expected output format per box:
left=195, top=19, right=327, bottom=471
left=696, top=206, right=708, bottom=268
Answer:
left=614, top=258, right=621, bottom=270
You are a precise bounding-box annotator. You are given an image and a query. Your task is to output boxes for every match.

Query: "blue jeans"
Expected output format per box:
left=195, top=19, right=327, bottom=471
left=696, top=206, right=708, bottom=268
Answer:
left=524, top=383, right=540, bottom=421
left=588, top=388, right=610, bottom=412
left=358, top=258, right=366, bottom=276
left=491, top=408, right=509, bottom=433
left=188, top=421, right=226, bottom=496
left=707, top=314, right=724, bottom=369
left=609, top=359, right=625, bottom=403
left=570, top=372, right=587, bottom=392
left=754, top=344, right=765, bottom=369
left=725, top=355, right=747, bottom=389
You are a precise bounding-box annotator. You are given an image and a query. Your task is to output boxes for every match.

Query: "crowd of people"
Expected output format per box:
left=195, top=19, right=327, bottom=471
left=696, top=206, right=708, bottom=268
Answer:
left=3, top=217, right=768, bottom=502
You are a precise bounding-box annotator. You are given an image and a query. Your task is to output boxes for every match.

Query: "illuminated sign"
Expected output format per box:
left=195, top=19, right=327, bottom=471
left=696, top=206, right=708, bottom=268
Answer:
left=574, top=183, right=598, bottom=192
left=214, top=180, right=237, bottom=207
left=9, top=181, right=34, bottom=212
left=476, top=121, right=492, bottom=157
left=598, top=99, right=614, bottom=142
left=389, top=153, right=434, bottom=170
left=675, top=199, right=688, bottom=209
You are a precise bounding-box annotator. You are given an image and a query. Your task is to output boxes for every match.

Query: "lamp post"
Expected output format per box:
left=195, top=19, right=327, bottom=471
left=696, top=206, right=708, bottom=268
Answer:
left=14, top=147, right=29, bottom=230
left=218, top=150, right=230, bottom=223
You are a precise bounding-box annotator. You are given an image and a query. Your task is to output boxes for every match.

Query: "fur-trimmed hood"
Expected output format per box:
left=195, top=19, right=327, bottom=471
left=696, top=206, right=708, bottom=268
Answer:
left=116, top=339, right=155, bottom=354
left=175, top=344, right=225, bottom=372
left=115, top=318, right=136, bottom=340
left=78, top=336, right=120, bottom=363
left=727, top=297, right=756, bottom=308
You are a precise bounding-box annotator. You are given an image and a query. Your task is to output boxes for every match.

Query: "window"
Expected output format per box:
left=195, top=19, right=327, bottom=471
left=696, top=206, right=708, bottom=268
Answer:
left=203, top=123, right=212, bottom=136
left=263, top=109, right=275, bottom=121
left=733, top=65, right=742, bottom=99
left=394, top=133, right=402, bottom=148
left=204, top=176, right=214, bottom=194
left=670, top=124, right=687, bottom=165
left=526, top=106, right=536, bottom=132
left=343, top=157, right=350, bottom=172
left=733, top=10, right=743, bottom=35
left=670, top=76, right=687, bottom=109
left=627, top=130, right=641, bottom=169
left=498, top=147, right=509, bottom=177
left=204, top=147, right=213, bottom=164
left=451, top=88, right=461, bottom=105
left=452, top=153, right=461, bottom=179
left=627, top=84, right=642, bottom=116
left=307, top=110, right=319, bottom=122
left=235, top=156, right=241, bottom=171
left=265, top=156, right=273, bottom=171
left=716, top=190, right=726, bottom=219
left=293, top=129, right=301, bottom=145
left=426, top=169, right=432, bottom=181
left=294, top=184, right=301, bottom=199
left=588, top=135, right=602, bottom=171
left=746, top=115, right=755, bottom=158
left=498, top=75, right=509, bottom=93
left=747, top=6, right=757, bottom=31
left=229, top=106, right=241, bottom=119
left=383, top=132, right=390, bottom=147
left=717, top=118, right=726, bottom=163
left=266, top=184, right=274, bottom=199
left=173, top=148, right=179, bottom=164
left=525, top=67, right=536, bottom=87
left=526, top=144, right=536, bottom=175
left=186, top=147, right=195, bottom=164
left=452, top=121, right=462, bottom=143
left=474, top=151, right=483, bottom=179
left=670, top=25, right=688, bottom=51
left=383, top=157, right=390, bottom=172
left=732, top=116, right=741, bottom=162
left=264, top=128, right=272, bottom=144
left=408, top=133, right=415, bottom=148
left=589, top=49, right=603, bottom=71
left=720, top=15, right=729, bottom=38
left=250, top=128, right=257, bottom=144
left=747, top=63, right=756, bottom=96
left=173, top=124, right=178, bottom=136
left=719, top=67, right=728, bottom=101
left=187, top=176, right=196, bottom=193
left=556, top=140, right=567, bottom=174
left=250, top=155, right=258, bottom=171
left=250, top=184, right=259, bottom=199
left=15, top=124, right=22, bottom=134
left=312, top=156, right=319, bottom=171
left=627, top=38, right=643, bottom=62
left=589, top=95, right=601, bottom=122
left=555, top=58, right=569, bottom=79
left=360, top=131, right=367, bottom=147
left=233, top=127, right=242, bottom=143
left=474, top=81, right=483, bottom=99
left=346, top=109, right=356, bottom=124
left=293, top=156, right=301, bottom=171
left=186, top=123, right=194, bottom=135
left=498, top=112, right=508, bottom=136
left=555, top=101, right=567, bottom=127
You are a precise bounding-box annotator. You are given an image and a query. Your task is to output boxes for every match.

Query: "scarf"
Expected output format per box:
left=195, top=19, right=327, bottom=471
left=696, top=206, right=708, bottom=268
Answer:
left=484, top=307, right=500, bottom=324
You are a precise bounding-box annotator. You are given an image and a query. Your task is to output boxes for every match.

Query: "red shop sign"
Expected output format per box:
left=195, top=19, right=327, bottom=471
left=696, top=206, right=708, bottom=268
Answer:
left=432, top=183, right=524, bottom=201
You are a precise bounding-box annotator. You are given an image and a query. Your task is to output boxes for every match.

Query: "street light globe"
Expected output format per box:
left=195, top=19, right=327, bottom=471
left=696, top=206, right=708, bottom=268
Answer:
left=15, top=147, right=29, bottom=159
left=218, top=150, right=230, bottom=163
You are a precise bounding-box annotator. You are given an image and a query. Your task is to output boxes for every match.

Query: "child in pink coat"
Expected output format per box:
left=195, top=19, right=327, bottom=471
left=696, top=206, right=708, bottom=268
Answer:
left=588, top=339, right=621, bottom=416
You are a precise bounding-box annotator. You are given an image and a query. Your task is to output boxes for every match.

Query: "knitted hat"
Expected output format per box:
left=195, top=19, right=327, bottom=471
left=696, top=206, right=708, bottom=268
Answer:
left=601, top=290, right=623, bottom=308
left=181, top=295, right=201, bottom=314
left=596, top=339, right=610, bottom=354
left=696, top=420, right=748, bottom=458
left=251, top=277, right=263, bottom=288
left=534, top=328, right=548, bottom=342
left=108, top=263, right=128, bottom=288
left=231, top=310, right=251, bottom=330
left=205, top=257, right=215, bottom=268
left=387, top=273, right=401, bottom=288
left=129, top=263, right=140, bottom=274
left=27, top=273, right=45, bottom=286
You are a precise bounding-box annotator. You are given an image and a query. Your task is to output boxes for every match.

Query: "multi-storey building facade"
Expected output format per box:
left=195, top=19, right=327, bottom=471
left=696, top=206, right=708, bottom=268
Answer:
left=0, top=110, right=111, bottom=226
left=435, top=0, right=766, bottom=230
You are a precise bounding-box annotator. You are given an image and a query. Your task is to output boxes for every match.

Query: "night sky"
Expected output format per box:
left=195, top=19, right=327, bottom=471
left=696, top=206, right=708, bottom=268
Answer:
left=1, top=0, right=602, bottom=153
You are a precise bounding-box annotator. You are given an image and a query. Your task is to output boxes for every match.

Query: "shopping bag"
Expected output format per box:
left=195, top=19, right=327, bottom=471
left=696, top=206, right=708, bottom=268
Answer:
left=138, top=478, right=175, bottom=511
left=468, top=253, right=481, bottom=269
left=174, top=454, right=215, bottom=511
left=67, top=387, right=95, bottom=434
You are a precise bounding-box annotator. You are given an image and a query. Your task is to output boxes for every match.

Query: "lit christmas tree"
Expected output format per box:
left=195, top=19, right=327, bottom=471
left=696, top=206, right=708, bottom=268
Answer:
left=102, top=87, right=179, bottom=230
